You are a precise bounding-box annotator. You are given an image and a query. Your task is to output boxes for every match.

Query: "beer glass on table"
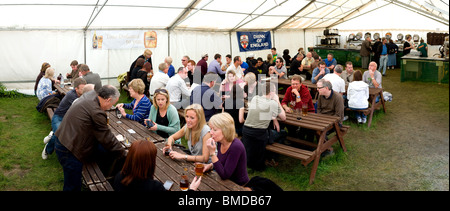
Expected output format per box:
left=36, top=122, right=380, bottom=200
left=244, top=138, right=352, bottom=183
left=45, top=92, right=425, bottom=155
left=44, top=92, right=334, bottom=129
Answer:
left=302, top=103, right=308, bottom=117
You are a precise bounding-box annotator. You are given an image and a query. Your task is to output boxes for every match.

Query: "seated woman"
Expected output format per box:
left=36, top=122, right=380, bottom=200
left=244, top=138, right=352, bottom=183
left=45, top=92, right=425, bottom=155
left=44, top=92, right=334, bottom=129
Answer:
left=243, top=72, right=258, bottom=101
left=145, top=88, right=181, bottom=141
left=219, top=70, right=244, bottom=97
left=163, top=104, right=211, bottom=163
left=135, top=62, right=153, bottom=96
left=204, top=112, right=249, bottom=186
left=347, top=70, right=369, bottom=124
left=116, top=79, right=152, bottom=126
left=36, top=67, right=57, bottom=101
left=113, top=140, right=200, bottom=191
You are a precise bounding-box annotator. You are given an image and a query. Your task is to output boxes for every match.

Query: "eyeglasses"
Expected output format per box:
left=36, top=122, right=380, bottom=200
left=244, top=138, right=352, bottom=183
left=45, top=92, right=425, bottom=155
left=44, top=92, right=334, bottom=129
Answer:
left=317, top=86, right=325, bottom=89
left=181, top=59, right=187, bottom=62
left=155, top=88, right=168, bottom=94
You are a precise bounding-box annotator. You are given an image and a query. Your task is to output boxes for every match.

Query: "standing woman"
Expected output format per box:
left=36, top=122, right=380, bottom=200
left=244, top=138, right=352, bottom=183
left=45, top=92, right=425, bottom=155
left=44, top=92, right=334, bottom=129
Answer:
left=403, top=35, right=415, bottom=55
left=116, top=79, right=152, bottom=126
left=145, top=88, right=181, bottom=141
left=387, top=39, right=398, bottom=69
left=36, top=67, right=57, bottom=101
left=163, top=104, right=211, bottom=163
left=35, top=62, right=51, bottom=95
left=204, top=113, right=249, bottom=186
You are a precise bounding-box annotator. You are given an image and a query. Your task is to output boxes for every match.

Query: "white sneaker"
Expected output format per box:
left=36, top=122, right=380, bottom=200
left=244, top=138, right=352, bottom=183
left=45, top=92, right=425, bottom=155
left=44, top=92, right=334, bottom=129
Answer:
left=42, top=143, right=48, bottom=160
left=343, top=116, right=349, bottom=121
left=357, top=117, right=362, bottom=124
left=362, top=117, right=367, bottom=124
left=43, top=131, right=53, bottom=144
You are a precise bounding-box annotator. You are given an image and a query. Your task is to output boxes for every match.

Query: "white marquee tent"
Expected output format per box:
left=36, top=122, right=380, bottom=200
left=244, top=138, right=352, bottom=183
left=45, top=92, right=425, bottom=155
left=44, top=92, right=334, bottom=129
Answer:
left=0, top=0, right=448, bottom=91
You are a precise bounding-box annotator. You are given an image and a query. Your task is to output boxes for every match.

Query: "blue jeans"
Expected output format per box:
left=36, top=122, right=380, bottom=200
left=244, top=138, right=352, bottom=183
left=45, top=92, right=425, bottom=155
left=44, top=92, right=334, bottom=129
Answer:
left=379, top=55, right=388, bottom=74
left=46, top=114, right=63, bottom=154
left=349, top=107, right=367, bottom=119
left=55, top=137, right=83, bottom=191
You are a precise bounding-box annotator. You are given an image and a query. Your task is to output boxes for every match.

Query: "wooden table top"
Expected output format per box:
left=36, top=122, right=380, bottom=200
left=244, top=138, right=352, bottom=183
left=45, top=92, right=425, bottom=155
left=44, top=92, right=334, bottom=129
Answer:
left=54, top=83, right=72, bottom=95
left=279, top=111, right=340, bottom=132
left=106, top=110, right=246, bottom=191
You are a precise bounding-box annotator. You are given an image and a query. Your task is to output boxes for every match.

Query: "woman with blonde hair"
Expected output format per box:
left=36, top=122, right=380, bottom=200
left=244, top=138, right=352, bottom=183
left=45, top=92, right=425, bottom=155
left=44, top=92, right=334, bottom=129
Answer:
left=116, top=79, right=152, bottom=126
left=144, top=88, right=180, bottom=140
left=163, top=104, right=211, bottom=163
left=36, top=67, right=57, bottom=101
left=203, top=112, right=249, bottom=186
left=35, top=62, right=52, bottom=95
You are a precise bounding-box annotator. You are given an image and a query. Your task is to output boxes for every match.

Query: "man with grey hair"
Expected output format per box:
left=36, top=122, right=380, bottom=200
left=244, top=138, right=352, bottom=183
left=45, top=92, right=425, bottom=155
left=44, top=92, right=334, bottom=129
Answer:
left=316, top=79, right=345, bottom=125
left=54, top=85, right=126, bottom=191
left=323, top=64, right=346, bottom=95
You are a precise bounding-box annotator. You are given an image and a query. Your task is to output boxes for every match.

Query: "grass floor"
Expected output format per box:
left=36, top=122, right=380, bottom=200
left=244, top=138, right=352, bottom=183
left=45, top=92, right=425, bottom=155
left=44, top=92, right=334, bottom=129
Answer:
left=0, top=68, right=448, bottom=191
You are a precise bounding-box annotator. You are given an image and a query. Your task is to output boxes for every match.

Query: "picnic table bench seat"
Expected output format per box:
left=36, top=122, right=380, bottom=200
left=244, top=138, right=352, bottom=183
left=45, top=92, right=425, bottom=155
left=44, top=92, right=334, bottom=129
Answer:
left=81, top=162, right=114, bottom=191
left=46, top=107, right=55, bottom=120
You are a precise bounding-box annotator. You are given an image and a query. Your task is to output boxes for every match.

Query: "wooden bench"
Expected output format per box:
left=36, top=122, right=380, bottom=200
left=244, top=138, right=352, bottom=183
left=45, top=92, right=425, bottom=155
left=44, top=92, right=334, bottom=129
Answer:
left=81, top=162, right=114, bottom=191
left=345, top=88, right=386, bottom=127
left=267, top=112, right=349, bottom=184
left=46, top=107, right=55, bottom=120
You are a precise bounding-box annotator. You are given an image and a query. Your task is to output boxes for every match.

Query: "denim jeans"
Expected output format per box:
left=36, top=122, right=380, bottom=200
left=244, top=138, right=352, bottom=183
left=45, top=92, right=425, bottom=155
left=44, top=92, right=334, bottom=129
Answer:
left=46, top=114, right=63, bottom=154
left=349, top=107, right=367, bottom=119
left=55, top=137, right=83, bottom=191
left=379, top=55, right=388, bottom=74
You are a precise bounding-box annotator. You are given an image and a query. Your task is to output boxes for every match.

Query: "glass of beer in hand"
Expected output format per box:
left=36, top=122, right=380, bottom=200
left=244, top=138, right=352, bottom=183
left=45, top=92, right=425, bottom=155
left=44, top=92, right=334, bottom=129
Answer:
left=195, top=163, right=204, bottom=177
left=180, top=174, right=189, bottom=191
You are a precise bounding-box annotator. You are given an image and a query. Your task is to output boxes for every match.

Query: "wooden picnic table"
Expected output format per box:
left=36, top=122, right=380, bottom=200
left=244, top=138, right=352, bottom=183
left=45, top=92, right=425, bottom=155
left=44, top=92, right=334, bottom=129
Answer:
left=266, top=111, right=348, bottom=184
left=53, top=83, right=72, bottom=96
left=106, top=110, right=246, bottom=191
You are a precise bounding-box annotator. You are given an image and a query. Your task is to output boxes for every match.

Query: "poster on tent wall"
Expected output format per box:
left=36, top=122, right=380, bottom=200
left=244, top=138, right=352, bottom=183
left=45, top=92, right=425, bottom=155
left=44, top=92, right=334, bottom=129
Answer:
left=237, top=31, right=272, bottom=52
left=90, top=30, right=157, bottom=49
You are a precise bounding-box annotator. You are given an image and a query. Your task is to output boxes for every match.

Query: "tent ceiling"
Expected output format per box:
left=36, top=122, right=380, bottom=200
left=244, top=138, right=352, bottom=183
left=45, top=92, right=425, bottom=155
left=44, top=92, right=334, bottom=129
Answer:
left=0, top=0, right=448, bottom=31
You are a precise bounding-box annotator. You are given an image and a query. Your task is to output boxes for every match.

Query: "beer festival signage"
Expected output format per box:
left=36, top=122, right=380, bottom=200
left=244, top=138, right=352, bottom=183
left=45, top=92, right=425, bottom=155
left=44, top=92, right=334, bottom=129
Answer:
left=237, top=31, right=272, bottom=52
left=90, top=30, right=157, bottom=49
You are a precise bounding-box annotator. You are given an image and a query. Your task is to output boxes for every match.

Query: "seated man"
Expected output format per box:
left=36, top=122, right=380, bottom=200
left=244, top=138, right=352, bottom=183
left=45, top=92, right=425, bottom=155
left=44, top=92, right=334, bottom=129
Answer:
left=323, top=64, right=346, bottom=95
left=270, top=58, right=288, bottom=79
left=316, top=79, right=345, bottom=125
left=149, top=63, right=170, bottom=98
left=324, top=53, right=337, bottom=73
left=288, top=54, right=303, bottom=76
left=42, top=78, right=88, bottom=160
left=301, top=52, right=315, bottom=72
left=190, top=72, right=222, bottom=121
left=340, top=61, right=354, bottom=86
left=311, top=61, right=330, bottom=84
left=166, top=67, right=192, bottom=109
left=362, top=62, right=382, bottom=88
left=79, top=64, right=102, bottom=92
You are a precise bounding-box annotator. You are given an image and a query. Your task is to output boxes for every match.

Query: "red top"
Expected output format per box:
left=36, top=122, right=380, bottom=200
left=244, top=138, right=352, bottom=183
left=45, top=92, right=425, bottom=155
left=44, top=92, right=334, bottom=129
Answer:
left=281, top=85, right=315, bottom=112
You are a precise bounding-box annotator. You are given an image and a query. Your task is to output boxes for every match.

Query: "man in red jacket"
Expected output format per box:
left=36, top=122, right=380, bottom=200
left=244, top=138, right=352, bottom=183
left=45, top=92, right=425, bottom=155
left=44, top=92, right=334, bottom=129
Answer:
left=280, top=75, right=315, bottom=140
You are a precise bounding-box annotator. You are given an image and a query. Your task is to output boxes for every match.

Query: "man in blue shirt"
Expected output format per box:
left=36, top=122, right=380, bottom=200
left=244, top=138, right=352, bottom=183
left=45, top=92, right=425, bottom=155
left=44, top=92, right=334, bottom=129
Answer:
left=324, top=53, right=337, bottom=73
left=311, top=61, right=330, bottom=84
left=190, top=72, right=222, bottom=121
left=42, top=77, right=89, bottom=160
left=207, top=54, right=226, bottom=80
left=378, top=38, right=388, bottom=76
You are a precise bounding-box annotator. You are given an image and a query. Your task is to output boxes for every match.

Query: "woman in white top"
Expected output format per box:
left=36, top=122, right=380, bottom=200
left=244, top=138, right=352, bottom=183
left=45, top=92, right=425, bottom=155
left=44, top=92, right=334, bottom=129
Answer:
left=347, top=70, right=369, bottom=124
left=163, top=104, right=211, bottom=163
left=36, top=67, right=57, bottom=101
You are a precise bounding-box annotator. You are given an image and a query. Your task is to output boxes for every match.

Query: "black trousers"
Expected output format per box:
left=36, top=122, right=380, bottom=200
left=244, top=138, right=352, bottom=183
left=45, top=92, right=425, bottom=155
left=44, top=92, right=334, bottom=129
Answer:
left=241, top=126, right=269, bottom=171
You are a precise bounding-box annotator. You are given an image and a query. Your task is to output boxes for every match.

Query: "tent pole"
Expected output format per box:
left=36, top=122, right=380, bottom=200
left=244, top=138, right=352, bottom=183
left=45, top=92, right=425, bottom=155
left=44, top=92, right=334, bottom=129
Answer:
left=168, top=30, right=171, bottom=56
left=229, top=32, right=232, bottom=54
left=84, top=30, right=87, bottom=64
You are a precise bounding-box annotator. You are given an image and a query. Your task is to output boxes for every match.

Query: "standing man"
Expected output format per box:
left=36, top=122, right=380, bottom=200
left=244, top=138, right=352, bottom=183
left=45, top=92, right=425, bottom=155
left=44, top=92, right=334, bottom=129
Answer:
left=311, top=61, right=330, bottom=84
left=360, top=36, right=372, bottom=69
left=197, top=53, right=209, bottom=80
left=271, top=48, right=278, bottom=64
left=54, top=85, right=127, bottom=191
left=378, top=37, right=389, bottom=76
left=79, top=64, right=102, bottom=92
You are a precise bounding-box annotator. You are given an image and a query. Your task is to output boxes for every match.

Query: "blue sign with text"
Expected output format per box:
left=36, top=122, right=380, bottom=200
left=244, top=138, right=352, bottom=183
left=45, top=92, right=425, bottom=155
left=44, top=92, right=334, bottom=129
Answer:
left=237, top=31, right=272, bottom=52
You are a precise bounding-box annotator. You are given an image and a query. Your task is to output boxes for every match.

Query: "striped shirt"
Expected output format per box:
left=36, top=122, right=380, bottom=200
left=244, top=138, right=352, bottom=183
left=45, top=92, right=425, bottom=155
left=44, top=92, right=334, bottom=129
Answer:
left=123, top=95, right=152, bottom=125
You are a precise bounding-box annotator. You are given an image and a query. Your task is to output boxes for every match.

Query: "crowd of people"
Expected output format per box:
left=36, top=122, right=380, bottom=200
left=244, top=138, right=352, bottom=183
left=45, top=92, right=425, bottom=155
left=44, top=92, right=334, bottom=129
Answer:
left=35, top=45, right=388, bottom=191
